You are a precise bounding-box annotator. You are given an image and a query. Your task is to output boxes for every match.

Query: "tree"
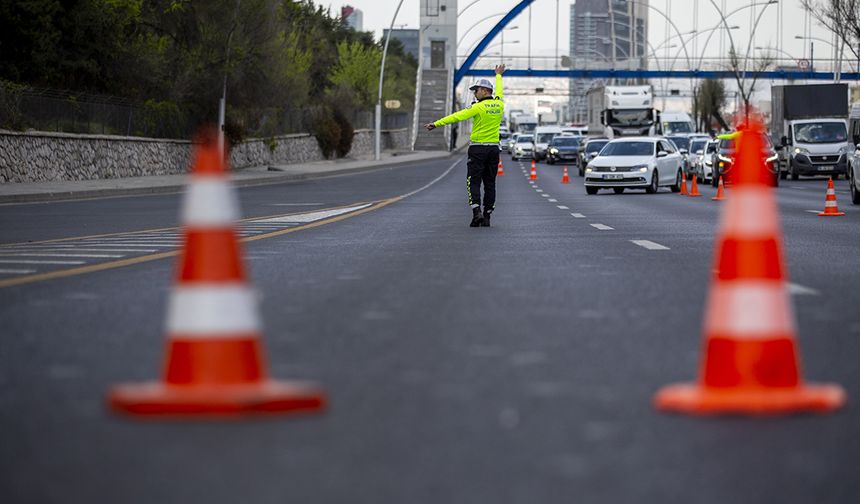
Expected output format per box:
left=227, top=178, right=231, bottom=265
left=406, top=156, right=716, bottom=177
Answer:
left=696, top=79, right=729, bottom=132
left=727, top=46, right=775, bottom=122
left=801, top=0, right=860, bottom=67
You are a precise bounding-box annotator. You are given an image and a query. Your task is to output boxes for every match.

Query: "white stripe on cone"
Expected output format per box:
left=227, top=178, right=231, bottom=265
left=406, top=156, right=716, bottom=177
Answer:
left=166, top=285, right=261, bottom=336
left=825, top=200, right=838, bottom=207
left=704, top=281, right=796, bottom=338
left=180, top=178, right=240, bottom=227
left=719, top=187, right=779, bottom=238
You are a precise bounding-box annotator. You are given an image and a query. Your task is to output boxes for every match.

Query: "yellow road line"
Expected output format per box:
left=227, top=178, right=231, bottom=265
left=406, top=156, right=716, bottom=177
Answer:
left=0, top=200, right=378, bottom=248
left=0, top=198, right=400, bottom=289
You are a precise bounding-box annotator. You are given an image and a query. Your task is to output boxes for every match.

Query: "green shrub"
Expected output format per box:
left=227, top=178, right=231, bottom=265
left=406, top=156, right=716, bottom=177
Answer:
left=332, top=107, right=354, bottom=157
left=309, top=107, right=341, bottom=159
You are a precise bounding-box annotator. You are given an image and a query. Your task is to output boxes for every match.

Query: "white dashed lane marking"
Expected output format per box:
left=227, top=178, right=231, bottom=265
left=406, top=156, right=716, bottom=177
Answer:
left=0, top=268, right=36, bottom=274
left=631, top=240, right=670, bottom=250
left=541, top=194, right=550, bottom=198
left=590, top=224, right=614, bottom=230
left=0, top=259, right=85, bottom=265
left=557, top=205, right=569, bottom=209
left=787, top=282, right=819, bottom=296
left=548, top=199, right=558, bottom=202
left=571, top=213, right=585, bottom=218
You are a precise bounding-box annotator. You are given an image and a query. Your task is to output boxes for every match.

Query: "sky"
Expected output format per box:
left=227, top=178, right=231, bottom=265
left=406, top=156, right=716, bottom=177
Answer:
left=321, top=1, right=846, bottom=112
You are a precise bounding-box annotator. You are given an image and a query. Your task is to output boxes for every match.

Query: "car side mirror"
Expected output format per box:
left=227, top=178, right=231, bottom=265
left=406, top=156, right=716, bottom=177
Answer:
left=781, top=136, right=788, bottom=146
left=656, top=151, right=668, bottom=158
left=775, top=144, right=784, bottom=151
left=679, top=148, right=688, bottom=155
left=856, top=143, right=860, bottom=150
left=695, top=149, right=703, bottom=155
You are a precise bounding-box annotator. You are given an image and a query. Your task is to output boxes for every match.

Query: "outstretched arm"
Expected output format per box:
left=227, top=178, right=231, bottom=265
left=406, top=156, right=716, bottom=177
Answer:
left=495, top=64, right=505, bottom=99
left=425, top=106, right=480, bottom=131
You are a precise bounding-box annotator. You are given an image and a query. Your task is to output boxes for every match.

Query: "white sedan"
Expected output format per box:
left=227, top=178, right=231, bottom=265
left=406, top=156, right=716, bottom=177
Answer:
left=584, top=137, right=685, bottom=194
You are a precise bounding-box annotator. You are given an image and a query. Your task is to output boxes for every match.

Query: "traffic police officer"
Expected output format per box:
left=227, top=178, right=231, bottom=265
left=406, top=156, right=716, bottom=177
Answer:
left=426, top=64, right=506, bottom=227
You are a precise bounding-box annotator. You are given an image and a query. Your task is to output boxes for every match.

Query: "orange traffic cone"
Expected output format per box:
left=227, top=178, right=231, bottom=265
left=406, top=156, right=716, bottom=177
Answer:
left=818, top=177, right=845, bottom=216
left=108, top=129, right=325, bottom=417
left=529, top=159, right=537, bottom=181
left=497, top=160, right=505, bottom=177
left=688, top=173, right=702, bottom=197
left=654, top=120, right=845, bottom=415
left=712, top=176, right=726, bottom=201
left=561, top=165, right=570, bottom=184
left=680, top=171, right=689, bottom=195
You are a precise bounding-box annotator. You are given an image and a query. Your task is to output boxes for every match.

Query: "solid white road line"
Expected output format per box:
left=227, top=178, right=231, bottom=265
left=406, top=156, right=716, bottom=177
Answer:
left=73, top=242, right=179, bottom=247
left=0, top=253, right=125, bottom=258
left=631, top=240, right=670, bottom=250
left=0, top=259, right=86, bottom=265
left=557, top=205, right=569, bottom=210
left=570, top=213, right=585, bottom=218
left=0, top=269, right=36, bottom=274
left=0, top=248, right=158, bottom=253
left=805, top=210, right=822, bottom=214
left=590, top=224, right=614, bottom=230
left=269, top=203, right=324, bottom=206
left=787, top=282, right=820, bottom=296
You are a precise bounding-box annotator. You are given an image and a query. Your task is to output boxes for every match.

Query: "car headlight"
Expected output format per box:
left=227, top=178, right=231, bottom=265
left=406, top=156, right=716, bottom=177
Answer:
left=839, top=145, right=853, bottom=155
left=550, top=148, right=559, bottom=155
left=631, top=164, right=648, bottom=173
left=765, top=154, right=778, bottom=163
left=585, top=167, right=593, bottom=173
left=718, top=154, right=732, bottom=163
left=794, top=147, right=810, bottom=155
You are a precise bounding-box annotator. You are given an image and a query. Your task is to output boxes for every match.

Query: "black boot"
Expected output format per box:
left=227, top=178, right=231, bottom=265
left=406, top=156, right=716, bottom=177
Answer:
left=470, top=207, right=484, bottom=227
left=481, top=210, right=491, bottom=227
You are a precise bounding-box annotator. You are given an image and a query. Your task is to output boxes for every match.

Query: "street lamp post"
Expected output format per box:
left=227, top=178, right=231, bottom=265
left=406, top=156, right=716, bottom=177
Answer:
left=375, top=0, right=405, bottom=161
left=796, top=35, right=840, bottom=79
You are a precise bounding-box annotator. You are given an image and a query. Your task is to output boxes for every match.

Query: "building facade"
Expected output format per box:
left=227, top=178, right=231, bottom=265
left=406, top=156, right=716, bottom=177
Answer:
left=569, top=0, right=648, bottom=123
left=341, top=5, right=364, bottom=31
left=383, top=29, right=420, bottom=62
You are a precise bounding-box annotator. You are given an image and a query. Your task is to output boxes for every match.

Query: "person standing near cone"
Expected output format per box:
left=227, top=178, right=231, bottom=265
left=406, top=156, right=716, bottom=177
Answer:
left=425, top=64, right=506, bottom=227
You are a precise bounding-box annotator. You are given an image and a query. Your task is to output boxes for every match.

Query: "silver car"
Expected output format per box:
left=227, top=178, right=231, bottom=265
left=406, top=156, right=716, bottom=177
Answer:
left=512, top=134, right=534, bottom=161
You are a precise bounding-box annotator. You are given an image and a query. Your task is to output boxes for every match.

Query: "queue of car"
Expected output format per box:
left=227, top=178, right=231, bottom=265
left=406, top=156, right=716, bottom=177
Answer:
left=501, top=120, right=852, bottom=198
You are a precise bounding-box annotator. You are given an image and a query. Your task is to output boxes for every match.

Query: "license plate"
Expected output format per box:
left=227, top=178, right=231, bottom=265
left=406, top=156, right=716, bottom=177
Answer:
left=818, top=165, right=833, bottom=171
left=605, top=174, right=623, bottom=180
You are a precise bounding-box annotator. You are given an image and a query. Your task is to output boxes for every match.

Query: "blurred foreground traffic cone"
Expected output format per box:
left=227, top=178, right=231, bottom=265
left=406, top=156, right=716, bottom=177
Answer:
left=529, top=159, right=537, bottom=181
left=818, top=177, right=845, bottom=216
left=108, top=129, right=325, bottom=417
left=497, top=160, right=505, bottom=177
left=688, top=173, right=702, bottom=197
left=680, top=171, right=689, bottom=195
left=654, top=120, right=845, bottom=415
left=561, top=165, right=570, bottom=184
left=712, top=176, right=726, bottom=201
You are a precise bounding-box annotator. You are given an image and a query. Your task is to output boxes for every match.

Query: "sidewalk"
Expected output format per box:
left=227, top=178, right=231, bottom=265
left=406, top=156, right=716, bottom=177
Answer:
left=0, top=150, right=453, bottom=204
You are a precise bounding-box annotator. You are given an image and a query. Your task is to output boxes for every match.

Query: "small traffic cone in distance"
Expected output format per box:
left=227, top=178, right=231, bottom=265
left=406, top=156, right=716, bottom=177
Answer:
left=688, top=173, right=702, bottom=197
left=529, top=159, right=537, bottom=181
left=680, top=171, right=689, bottom=195
left=497, top=160, right=505, bottom=177
left=654, top=118, right=845, bottom=415
left=108, top=128, right=325, bottom=417
left=562, top=165, right=570, bottom=184
left=712, top=176, right=726, bottom=201
left=818, top=177, right=845, bottom=216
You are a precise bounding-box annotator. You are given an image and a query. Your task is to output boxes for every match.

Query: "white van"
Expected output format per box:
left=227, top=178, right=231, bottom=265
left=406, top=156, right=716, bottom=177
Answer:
left=532, top=125, right=563, bottom=160
left=659, top=112, right=695, bottom=136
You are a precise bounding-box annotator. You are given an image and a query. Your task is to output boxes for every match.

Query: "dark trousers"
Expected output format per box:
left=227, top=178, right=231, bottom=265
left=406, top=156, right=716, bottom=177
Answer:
left=466, top=145, right=500, bottom=211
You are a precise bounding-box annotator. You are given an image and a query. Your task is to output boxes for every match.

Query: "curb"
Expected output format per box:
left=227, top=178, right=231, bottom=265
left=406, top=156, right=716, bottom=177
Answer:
left=0, top=151, right=455, bottom=204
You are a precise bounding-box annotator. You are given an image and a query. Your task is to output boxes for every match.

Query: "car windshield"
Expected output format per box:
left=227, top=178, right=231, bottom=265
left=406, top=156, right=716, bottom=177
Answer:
left=552, top=137, right=580, bottom=147
left=536, top=133, right=556, bottom=144
left=518, top=135, right=534, bottom=143
left=706, top=142, right=718, bottom=153
left=668, top=137, right=690, bottom=150
left=794, top=122, right=848, bottom=144
left=663, top=121, right=693, bottom=134
left=690, top=139, right=707, bottom=153
left=601, top=141, right=654, bottom=156
left=585, top=141, right=609, bottom=153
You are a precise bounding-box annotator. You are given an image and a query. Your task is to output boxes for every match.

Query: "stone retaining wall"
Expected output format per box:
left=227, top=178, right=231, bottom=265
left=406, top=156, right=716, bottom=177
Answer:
left=0, top=128, right=412, bottom=183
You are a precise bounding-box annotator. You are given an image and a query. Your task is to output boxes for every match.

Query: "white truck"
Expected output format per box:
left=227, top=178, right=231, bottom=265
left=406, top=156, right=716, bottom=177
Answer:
left=510, top=113, right=538, bottom=134
left=772, top=83, right=850, bottom=180
left=587, top=85, right=657, bottom=138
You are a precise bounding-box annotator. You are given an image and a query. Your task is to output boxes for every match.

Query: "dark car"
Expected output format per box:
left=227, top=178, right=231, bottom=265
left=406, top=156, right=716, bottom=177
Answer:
left=713, top=133, right=779, bottom=187
left=667, top=135, right=692, bottom=174
left=547, top=136, right=582, bottom=164
left=578, top=138, right=610, bottom=176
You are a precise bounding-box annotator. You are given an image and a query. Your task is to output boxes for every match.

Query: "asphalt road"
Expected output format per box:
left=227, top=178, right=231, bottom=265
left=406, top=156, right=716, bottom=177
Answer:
left=1, top=154, right=859, bottom=503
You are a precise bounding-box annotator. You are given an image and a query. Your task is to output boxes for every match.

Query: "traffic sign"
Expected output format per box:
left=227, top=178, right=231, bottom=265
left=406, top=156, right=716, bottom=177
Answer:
left=798, top=59, right=811, bottom=70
